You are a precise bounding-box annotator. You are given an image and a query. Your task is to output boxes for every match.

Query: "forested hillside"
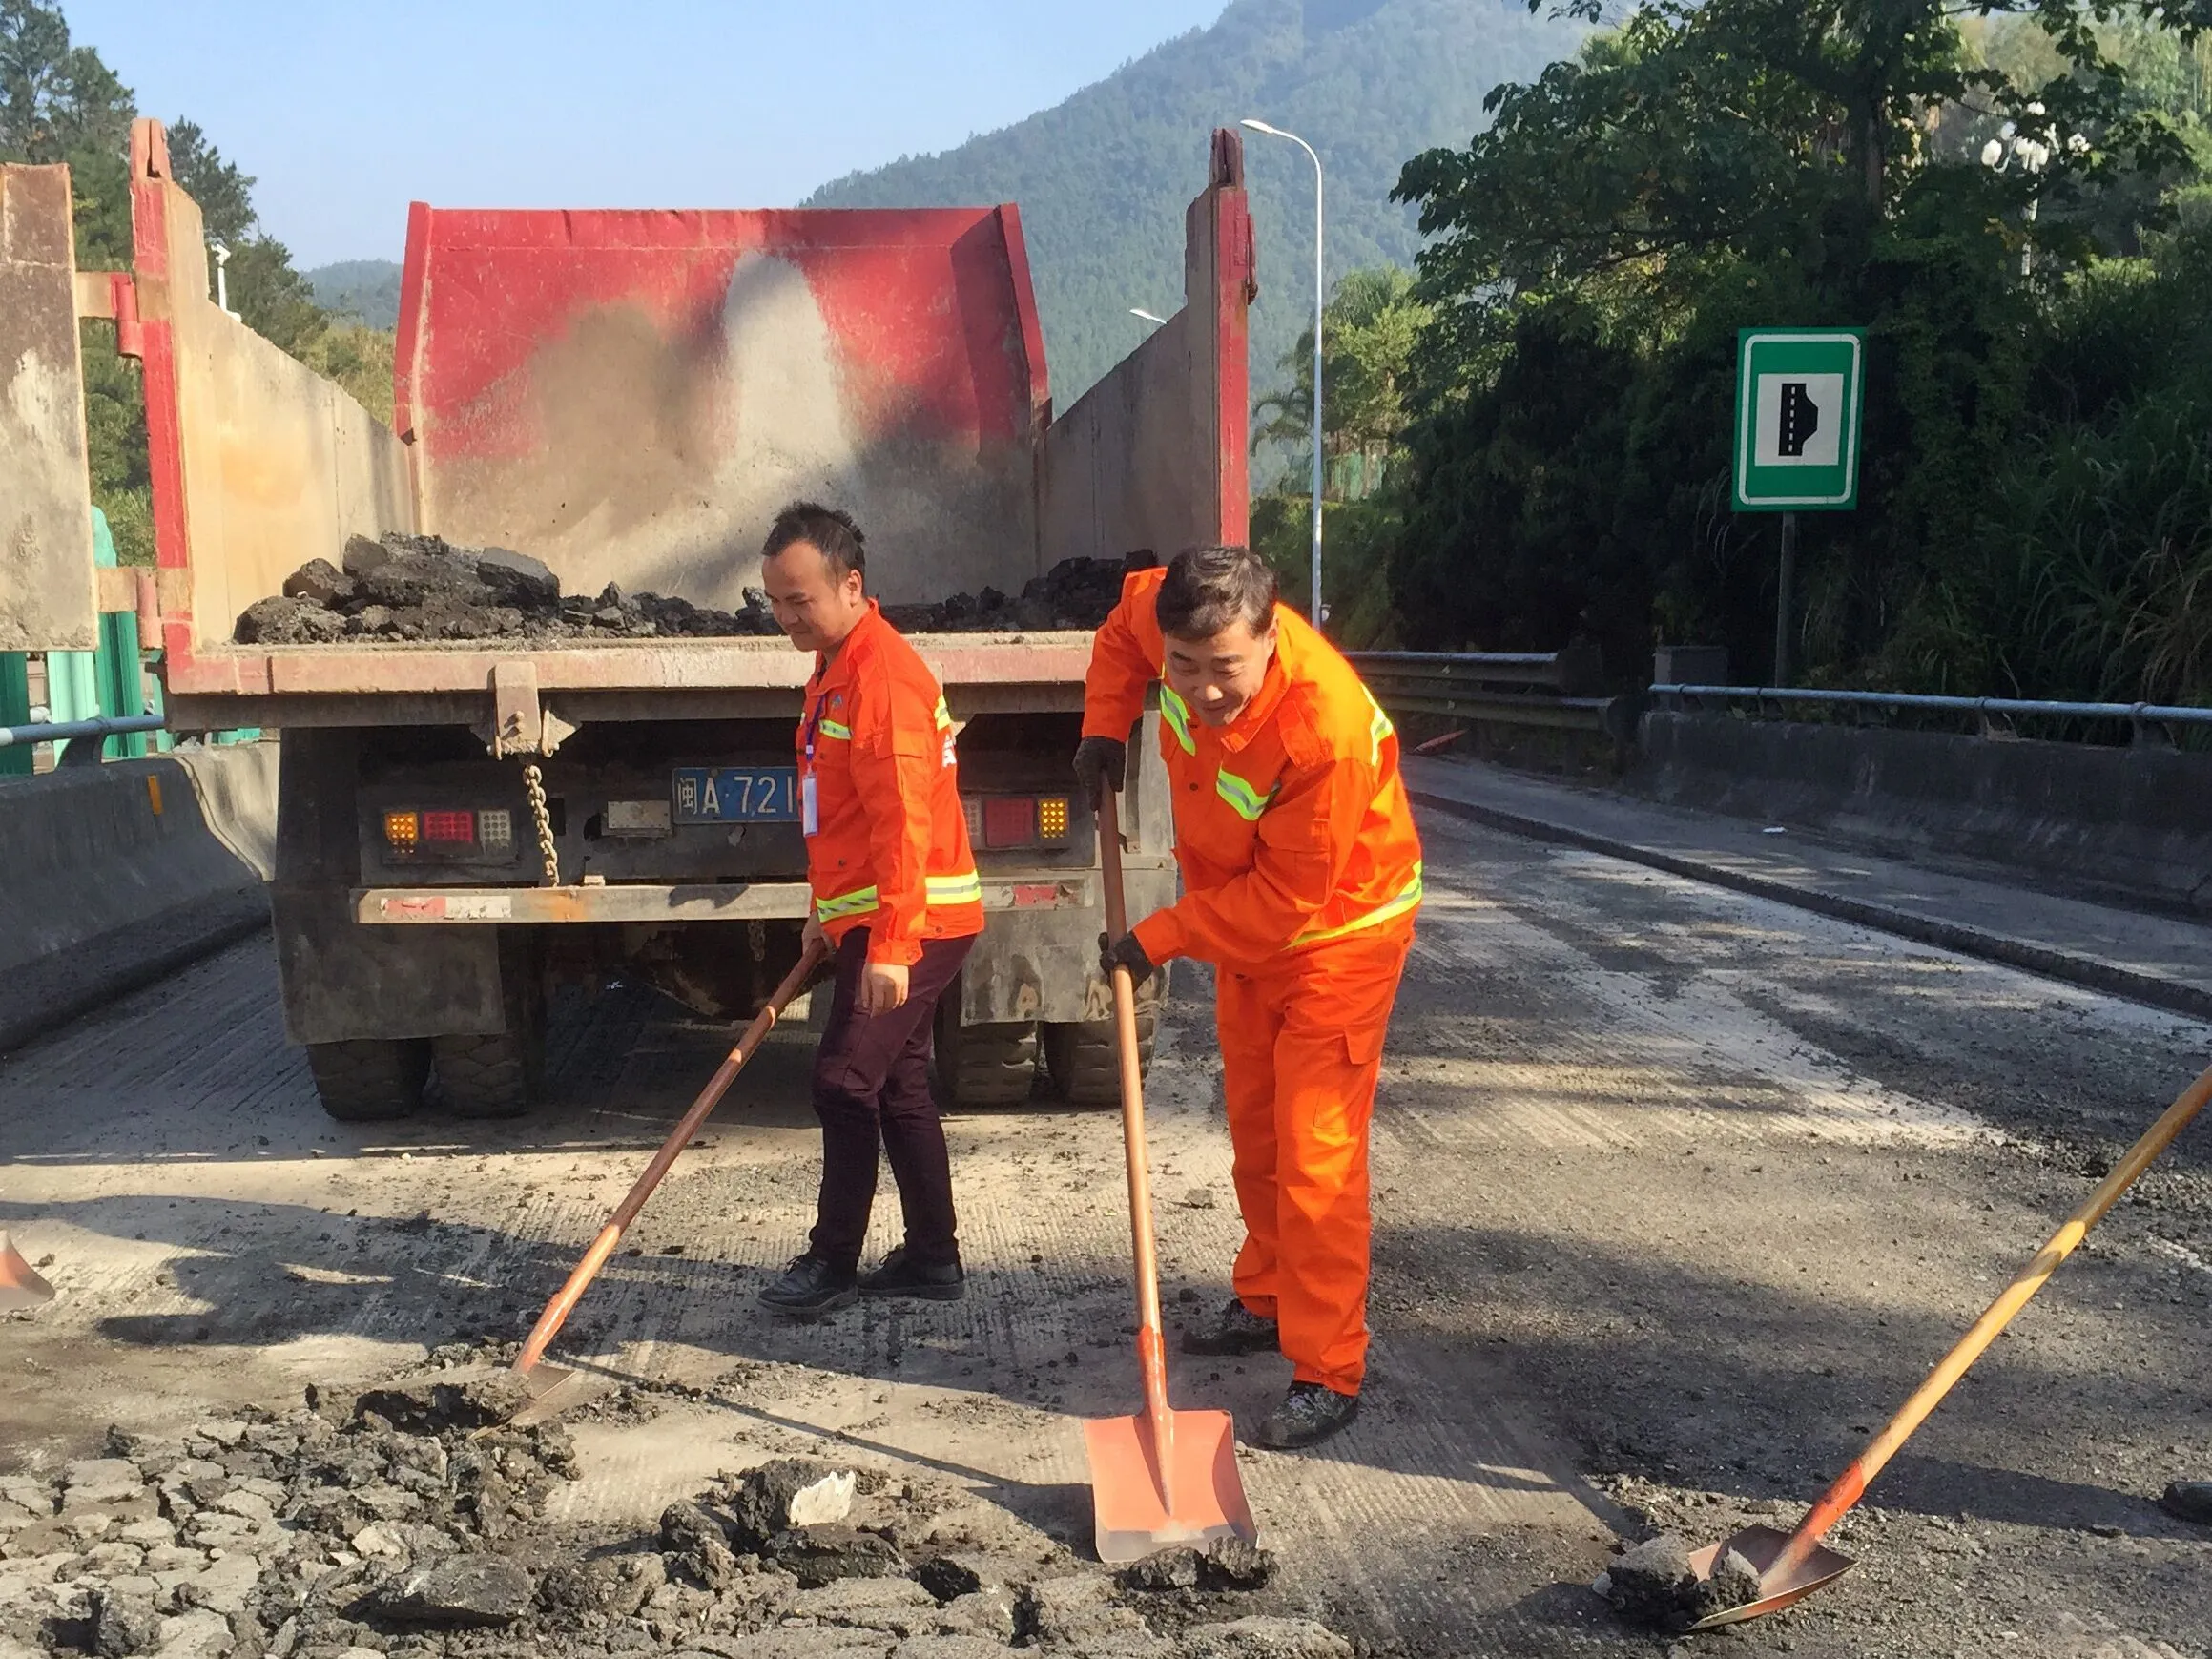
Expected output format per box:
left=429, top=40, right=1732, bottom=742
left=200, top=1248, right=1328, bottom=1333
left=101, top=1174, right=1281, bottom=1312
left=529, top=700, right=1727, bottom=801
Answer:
left=806, top=0, right=1581, bottom=406
left=307, top=259, right=403, bottom=329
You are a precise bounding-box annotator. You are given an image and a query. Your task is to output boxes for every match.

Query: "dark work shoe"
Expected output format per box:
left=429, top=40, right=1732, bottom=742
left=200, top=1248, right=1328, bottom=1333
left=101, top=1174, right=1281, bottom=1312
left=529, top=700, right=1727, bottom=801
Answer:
left=1180, top=1297, right=1280, bottom=1357
left=757, top=1254, right=858, bottom=1317
left=858, top=1246, right=965, bottom=1301
left=1253, top=1382, right=1359, bottom=1450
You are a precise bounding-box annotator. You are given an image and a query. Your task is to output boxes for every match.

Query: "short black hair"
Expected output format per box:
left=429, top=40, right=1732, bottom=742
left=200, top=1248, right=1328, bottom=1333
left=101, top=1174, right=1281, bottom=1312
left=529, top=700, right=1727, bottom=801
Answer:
left=1155, top=544, right=1278, bottom=639
left=762, top=501, right=866, bottom=581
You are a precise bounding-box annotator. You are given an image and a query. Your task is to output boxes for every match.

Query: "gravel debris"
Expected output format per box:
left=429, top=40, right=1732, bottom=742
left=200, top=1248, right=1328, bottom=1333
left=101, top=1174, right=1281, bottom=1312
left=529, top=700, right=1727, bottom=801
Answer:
left=1, top=1342, right=1334, bottom=1659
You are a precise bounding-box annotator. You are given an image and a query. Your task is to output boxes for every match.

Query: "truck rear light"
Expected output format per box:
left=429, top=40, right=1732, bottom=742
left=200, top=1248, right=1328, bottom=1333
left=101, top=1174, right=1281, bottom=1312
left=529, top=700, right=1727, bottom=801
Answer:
left=478, top=809, right=513, bottom=849
left=421, top=809, right=475, bottom=844
left=982, top=797, right=1035, bottom=848
left=384, top=811, right=419, bottom=851
left=970, top=794, right=1076, bottom=850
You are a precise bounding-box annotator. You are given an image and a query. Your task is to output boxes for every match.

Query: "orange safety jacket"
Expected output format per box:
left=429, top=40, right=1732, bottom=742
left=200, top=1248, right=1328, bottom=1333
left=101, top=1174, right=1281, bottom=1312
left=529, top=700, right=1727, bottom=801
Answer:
left=1082, top=569, right=1423, bottom=969
left=799, top=601, right=984, bottom=967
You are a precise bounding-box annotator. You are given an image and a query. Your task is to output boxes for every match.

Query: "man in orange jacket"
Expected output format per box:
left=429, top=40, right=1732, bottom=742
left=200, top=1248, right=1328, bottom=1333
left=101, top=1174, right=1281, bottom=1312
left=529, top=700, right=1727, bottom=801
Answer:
left=755, top=502, right=985, bottom=1318
left=1076, top=544, right=1421, bottom=1448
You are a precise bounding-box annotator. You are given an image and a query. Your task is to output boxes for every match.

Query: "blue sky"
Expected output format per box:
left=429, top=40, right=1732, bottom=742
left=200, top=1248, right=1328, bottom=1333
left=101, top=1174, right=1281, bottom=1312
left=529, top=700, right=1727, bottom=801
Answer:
left=61, top=1, right=1229, bottom=268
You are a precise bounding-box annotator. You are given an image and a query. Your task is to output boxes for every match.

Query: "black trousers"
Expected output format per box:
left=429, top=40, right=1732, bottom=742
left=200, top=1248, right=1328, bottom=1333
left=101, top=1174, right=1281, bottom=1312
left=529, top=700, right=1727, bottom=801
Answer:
left=807, top=927, right=975, bottom=1272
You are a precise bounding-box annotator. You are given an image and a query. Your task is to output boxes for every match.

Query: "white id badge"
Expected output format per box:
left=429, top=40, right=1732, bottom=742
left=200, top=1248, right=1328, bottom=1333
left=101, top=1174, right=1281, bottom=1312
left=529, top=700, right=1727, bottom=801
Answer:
left=800, top=771, right=819, bottom=837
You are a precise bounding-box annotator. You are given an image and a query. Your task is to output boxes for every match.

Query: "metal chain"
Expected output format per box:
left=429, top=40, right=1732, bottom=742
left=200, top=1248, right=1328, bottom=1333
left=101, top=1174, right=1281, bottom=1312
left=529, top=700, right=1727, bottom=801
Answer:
left=521, top=763, right=559, bottom=887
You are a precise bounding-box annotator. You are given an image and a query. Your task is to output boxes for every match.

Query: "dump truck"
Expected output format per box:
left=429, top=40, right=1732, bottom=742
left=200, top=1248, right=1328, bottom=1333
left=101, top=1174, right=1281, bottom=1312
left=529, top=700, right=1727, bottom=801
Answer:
left=0, top=121, right=1258, bottom=1119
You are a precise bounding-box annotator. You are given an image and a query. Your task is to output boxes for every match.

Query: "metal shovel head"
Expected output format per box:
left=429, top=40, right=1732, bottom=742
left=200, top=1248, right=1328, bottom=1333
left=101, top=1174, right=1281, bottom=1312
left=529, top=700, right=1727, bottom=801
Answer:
left=0, top=1232, right=55, bottom=1311
left=1083, top=1407, right=1256, bottom=1565
left=1683, top=1524, right=1856, bottom=1630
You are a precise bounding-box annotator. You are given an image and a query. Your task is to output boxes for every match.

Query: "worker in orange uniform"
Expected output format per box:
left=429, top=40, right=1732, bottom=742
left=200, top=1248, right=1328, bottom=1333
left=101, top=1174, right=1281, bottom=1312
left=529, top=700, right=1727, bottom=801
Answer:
left=1075, top=544, right=1422, bottom=1448
left=755, top=502, right=985, bottom=1318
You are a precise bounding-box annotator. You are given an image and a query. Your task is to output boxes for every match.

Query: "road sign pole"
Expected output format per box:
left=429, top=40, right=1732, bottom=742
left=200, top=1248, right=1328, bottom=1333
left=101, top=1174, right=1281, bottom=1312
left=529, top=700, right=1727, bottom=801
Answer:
left=1774, top=511, right=1797, bottom=687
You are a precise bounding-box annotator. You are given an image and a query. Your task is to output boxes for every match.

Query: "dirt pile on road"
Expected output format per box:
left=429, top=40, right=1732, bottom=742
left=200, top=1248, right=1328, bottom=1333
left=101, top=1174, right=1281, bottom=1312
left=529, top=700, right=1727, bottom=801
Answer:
left=0, top=1352, right=1348, bottom=1659
left=236, top=536, right=1141, bottom=647
left=236, top=534, right=784, bottom=646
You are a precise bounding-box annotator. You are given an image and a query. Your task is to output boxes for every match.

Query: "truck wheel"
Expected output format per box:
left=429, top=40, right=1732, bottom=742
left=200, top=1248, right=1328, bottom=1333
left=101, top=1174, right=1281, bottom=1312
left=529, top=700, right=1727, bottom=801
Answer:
left=432, top=1028, right=544, bottom=1119
left=1042, top=1013, right=1157, bottom=1107
left=306, top=1039, right=430, bottom=1122
left=932, top=1009, right=1038, bottom=1109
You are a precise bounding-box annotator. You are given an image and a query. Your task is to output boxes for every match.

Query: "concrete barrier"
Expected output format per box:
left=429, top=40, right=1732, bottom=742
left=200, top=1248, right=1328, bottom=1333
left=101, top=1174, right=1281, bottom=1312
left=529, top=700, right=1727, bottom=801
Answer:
left=1631, top=712, right=2212, bottom=914
left=0, top=740, right=277, bottom=1053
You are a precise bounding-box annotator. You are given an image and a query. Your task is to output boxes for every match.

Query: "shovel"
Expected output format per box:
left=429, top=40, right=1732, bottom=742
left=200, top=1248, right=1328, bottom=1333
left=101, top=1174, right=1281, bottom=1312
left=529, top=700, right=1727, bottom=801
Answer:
left=1681, top=1058, right=2212, bottom=1631
left=450, top=942, right=827, bottom=1429
left=1082, top=787, right=1257, bottom=1564
left=0, top=1232, right=56, bottom=1311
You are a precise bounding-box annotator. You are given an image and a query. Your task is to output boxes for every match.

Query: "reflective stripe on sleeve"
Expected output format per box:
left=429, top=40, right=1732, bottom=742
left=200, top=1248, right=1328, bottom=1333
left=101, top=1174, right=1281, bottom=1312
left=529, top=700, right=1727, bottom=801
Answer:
left=818, top=718, right=854, bottom=741
left=933, top=696, right=954, bottom=732
left=924, top=871, right=983, bottom=907
left=1214, top=766, right=1274, bottom=822
left=1362, top=688, right=1394, bottom=766
left=815, top=884, right=879, bottom=922
left=1292, top=862, right=1424, bottom=947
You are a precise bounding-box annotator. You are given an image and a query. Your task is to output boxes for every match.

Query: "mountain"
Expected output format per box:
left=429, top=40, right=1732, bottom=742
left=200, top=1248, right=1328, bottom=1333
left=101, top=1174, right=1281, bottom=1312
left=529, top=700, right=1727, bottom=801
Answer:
left=805, top=0, right=1582, bottom=409
left=307, top=259, right=403, bottom=329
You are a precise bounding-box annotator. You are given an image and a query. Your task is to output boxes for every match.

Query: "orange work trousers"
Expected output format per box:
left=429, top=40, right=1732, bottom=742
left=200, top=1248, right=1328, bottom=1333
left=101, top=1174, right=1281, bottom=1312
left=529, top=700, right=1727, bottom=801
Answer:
left=1215, top=923, right=1413, bottom=1395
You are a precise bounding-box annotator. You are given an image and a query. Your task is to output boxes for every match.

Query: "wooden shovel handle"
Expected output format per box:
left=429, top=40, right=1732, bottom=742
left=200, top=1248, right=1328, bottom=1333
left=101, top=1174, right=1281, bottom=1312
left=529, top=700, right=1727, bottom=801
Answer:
left=1769, top=1059, right=2212, bottom=1585
left=513, top=940, right=828, bottom=1375
left=1100, top=791, right=1174, bottom=1436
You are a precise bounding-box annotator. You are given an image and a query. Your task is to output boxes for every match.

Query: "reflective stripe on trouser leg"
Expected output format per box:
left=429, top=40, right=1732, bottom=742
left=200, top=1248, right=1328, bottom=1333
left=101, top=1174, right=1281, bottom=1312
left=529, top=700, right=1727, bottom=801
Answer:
left=1218, top=970, right=1288, bottom=1322
left=1229, top=926, right=1413, bottom=1395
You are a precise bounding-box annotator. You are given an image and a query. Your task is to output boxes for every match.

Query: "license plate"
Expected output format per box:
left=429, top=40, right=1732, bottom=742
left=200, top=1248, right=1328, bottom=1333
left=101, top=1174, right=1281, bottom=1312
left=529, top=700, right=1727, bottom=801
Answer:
left=672, top=766, right=799, bottom=823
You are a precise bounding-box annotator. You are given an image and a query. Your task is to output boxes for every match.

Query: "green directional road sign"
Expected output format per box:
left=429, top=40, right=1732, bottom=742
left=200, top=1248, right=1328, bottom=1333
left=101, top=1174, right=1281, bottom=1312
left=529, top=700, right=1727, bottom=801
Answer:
left=1732, top=328, right=1865, bottom=511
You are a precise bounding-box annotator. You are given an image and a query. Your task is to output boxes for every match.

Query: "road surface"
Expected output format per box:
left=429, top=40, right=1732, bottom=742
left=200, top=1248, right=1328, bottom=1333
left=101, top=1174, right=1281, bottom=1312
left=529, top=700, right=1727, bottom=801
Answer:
left=4, top=804, right=2209, bottom=1656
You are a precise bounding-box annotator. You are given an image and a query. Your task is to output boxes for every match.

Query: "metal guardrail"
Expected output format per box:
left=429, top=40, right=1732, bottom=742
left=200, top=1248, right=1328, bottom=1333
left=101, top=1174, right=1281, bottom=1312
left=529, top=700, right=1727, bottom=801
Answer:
left=1347, top=649, right=1632, bottom=745
left=1651, top=684, right=2212, bottom=740
left=0, top=715, right=168, bottom=750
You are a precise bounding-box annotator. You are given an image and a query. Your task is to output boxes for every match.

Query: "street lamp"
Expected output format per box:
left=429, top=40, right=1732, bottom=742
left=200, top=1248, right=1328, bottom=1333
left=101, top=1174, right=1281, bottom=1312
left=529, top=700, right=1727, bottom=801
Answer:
left=1980, top=103, right=2084, bottom=277
left=1241, top=117, right=1325, bottom=630
left=1130, top=308, right=1168, bottom=327
left=208, top=239, right=237, bottom=317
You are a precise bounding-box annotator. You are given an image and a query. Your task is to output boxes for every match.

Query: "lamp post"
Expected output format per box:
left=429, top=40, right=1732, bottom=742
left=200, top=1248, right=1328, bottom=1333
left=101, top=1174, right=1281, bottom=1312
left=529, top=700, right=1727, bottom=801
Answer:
left=1980, top=103, right=2081, bottom=278
left=1240, top=117, right=1325, bottom=630
left=209, top=240, right=235, bottom=317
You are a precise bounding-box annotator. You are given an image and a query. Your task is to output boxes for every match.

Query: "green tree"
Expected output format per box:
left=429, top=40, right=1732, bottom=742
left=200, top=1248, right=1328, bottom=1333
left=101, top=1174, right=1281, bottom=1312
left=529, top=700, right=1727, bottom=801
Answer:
left=1, top=0, right=130, bottom=163
left=1255, top=266, right=1430, bottom=500
left=3, top=2, right=395, bottom=561
left=1384, top=0, right=2212, bottom=691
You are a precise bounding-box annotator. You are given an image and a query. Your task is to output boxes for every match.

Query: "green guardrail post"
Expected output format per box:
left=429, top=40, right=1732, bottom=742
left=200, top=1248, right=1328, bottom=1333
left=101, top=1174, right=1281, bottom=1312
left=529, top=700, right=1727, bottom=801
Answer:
left=0, top=653, right=30, bottom=778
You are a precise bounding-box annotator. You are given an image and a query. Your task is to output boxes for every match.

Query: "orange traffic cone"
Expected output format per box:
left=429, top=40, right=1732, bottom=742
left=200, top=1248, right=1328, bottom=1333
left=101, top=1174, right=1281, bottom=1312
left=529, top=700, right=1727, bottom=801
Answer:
left=0, top=1232, right=55, bottom=1311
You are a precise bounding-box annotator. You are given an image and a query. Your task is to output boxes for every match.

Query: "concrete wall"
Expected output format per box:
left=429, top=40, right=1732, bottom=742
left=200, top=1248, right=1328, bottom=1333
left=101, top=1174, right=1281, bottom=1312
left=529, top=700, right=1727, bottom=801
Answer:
left=0, top=741, right=278, bottom=1053
left=1039, top=129, right=1252, bottom=563
left=0, top=163, right=98, bottom=652
left=131, top=123, right=415, bottom=653
left=1632, top=712, right=2212, bottom=914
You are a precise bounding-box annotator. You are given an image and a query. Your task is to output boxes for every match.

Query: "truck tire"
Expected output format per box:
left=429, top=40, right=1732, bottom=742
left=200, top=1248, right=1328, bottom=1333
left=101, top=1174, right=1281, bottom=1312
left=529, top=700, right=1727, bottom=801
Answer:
left=306, top=1039, right=430, bottom=1122
left=432, top=1027, right=544, bottom=1119
left=932, top=1009, right=1038, bottom=1109
left=1042, top=1012, right=1157, bottom=1107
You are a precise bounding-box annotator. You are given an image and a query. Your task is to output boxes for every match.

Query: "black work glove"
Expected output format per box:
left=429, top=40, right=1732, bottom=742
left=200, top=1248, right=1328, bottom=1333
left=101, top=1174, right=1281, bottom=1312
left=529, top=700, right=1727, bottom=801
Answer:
left=1098, top=930, right=1156, bottom=988
left=1072, top=736, right=1127, bottom=810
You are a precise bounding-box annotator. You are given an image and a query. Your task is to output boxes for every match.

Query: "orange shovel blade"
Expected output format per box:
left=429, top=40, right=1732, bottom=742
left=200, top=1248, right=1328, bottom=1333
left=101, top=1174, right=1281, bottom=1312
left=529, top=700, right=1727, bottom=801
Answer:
left=1684, top=1524, right=1856, bottom=1630
left=0, top=1233, right=55, bottom=1312
left=1082, top=1407, right=1255, bottom=1565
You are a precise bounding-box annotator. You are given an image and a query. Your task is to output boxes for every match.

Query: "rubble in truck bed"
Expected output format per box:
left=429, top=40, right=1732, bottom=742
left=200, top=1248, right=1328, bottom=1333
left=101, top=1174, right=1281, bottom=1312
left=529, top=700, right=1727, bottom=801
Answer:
left=235, top=535, right=782, bottom=646
left=235, top=534, right=1136, bottom=647
left=0, top=1346, right=1355, bottom=1659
